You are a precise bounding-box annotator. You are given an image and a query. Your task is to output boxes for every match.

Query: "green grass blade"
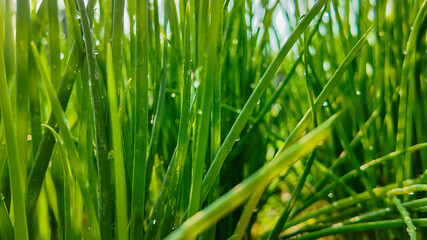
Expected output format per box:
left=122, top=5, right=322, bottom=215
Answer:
left=25, top=43, right=84, bottom=222
left=200, top=0, right=328, bottom=205
left=30, top=41, right=101, bottom=240
left=47, top=0, right=61, bottom=88
left=75, top=0, right=113, bottom=237
left=0, top=198, right=13, bottom=240
left=166, top=111, right=342, bottom=239
left=106, top=43, right=129, bottom=240
left=15, top=0, right=30, bottom=181
left=188, top=0, right=220, bottom=218
left=0, top=13, right=29, bottom=239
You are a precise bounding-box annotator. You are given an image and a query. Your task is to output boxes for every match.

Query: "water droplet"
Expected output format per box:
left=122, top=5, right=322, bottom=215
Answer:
left=236, top=137, right=240, bottom=142
left=153, top=220, right=157, bottom=224
left=323, top=102, right=328, bottom=107
left=323, top=61, right=331, bottom=71
left=236, top=109, right=241, bottom=113
left=356, top=90, right=361, bottom=95
left=75, top=12, right=81, bottom=20
left=232, top=39, right=238, bottom=45
left=88, top=226, right=91, bottom=231
left=258, top=22, right=263, bottom=28
left=194, top=80, right=200, bottom=88
left=409, top=192, right=415, bottom=195
left=197, top=110, right=203, bottom=115
left=94, top=50, right=99, bottom=56
left=60, top=53, right=64, bottom=60
left=95, top=40, right=100, bottom=46
left=88, top=81, right=92, bottom=86
left=171, top=93, right=176, bottom=98
left=328, top=192, right=334, bottom=198
left=257, top=100, right=260, bottom=105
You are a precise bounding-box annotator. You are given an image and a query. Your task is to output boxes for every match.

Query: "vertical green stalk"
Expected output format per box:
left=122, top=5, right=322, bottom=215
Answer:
left=48, top=0, right=61, bottom=88
left=0, top=8, right=29, bottom=240
left=130, top=0, right=148, bottom=238
left=75, top=0, right=113, bottom=237
left=31, top=42, right=101, bottom=240
left=145, top=3, right=190, bottom=238
left=25, top=43, right=83, bottom=222
left=200, top=0, right=328, bottom=204
left=395, top=1, right=427, bottom=187
left=15, top=0, right=30, bottom=180
left=188, top=0, right=220, bottom=218
left=111, top=0, right=124, bottom=95
left=107, top=43, right=129, bottom=240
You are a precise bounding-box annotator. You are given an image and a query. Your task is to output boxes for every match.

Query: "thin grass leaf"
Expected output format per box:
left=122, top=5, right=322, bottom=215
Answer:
left=106, top=43, right=129, bottom=240
left=30, top=42, right=101, bottom=240
left=166, top=111, right=342, bottom=239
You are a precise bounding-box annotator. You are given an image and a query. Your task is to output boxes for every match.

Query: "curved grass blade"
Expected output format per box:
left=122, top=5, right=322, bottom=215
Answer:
left=0, top=198, right=13, bottom=240
left=200, top=0, right=328, bottom=204
left=291, top=218, right=427, bottom=240
left=30, top=42, right=101, bottom=240
left=166, top=111, right=342, bottom=239
left=26, top=43, right=84, bottom=222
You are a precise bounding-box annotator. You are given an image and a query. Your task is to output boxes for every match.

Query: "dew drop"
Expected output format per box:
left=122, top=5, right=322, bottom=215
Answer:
left=236, top=137, right=240, bottom=142
left=171, top=93, right=176, bottom=98
left=323, top=101, right=328, bottom=107
left=328, top=192, right=334, bottom=198
left=197, top=110, right=203, bottom=115
left=60, top=53, right=64, bottom=60
left=75, top=12, right=81, bottom=20
left=194, top=80, right=200, bottom=88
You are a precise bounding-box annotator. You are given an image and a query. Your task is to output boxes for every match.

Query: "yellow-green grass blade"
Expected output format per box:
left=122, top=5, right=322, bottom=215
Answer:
left=30, top=42, right=101, bottom=240
left=166, top=111, right=342, bottom=239
left=106, top=43, right=129, bottom=240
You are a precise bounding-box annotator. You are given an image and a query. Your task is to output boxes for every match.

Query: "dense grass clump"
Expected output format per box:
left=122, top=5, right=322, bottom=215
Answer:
left=1, top=0, right=427, bottom=239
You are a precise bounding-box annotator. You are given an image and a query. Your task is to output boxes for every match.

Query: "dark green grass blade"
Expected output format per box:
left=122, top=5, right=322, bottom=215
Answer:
left=25, top=43, right=84, bottom=222
left=166, top=112, right=342, bottom=239
left=75, top=0, right=113, bottom=237
left=15, top=0, right=30, bottom=181
left=200, top=0, right=328, bottom=206
left=0, top=10, right=29, bottom=239
left=129, top=0, right=149, bottom=238
left=31, top=42, right=101, bottom=240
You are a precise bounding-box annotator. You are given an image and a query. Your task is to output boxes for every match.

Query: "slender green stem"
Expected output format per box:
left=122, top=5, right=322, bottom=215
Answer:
left=106, top=43, right=129, bottom=240
left=200, top=0, right=328, bottom=205
left=130, top=0, right=149, bottom=238
left=75, top=0, right=113, bottom=237
left=0, top=12, right=29, bottom=240
left=25, top=43, right=84, bottom=222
